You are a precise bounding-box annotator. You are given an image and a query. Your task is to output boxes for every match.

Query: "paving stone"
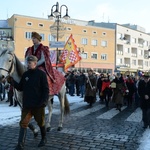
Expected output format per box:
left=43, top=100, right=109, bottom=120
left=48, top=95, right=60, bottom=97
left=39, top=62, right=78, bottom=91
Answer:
left=0, top=102, right=144, bottom=150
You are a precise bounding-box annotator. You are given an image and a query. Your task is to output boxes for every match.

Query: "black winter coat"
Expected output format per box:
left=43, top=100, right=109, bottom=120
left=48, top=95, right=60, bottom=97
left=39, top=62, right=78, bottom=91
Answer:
left=13, top=68, right=49, bottom=109
left=138, top=80, right=150, bottom=109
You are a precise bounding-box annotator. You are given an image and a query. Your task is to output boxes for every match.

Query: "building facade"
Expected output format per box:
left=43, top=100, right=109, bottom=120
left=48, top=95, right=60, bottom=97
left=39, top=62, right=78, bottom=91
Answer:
left=5, top=14, right=115, bottom=73
left=116, top=24, right=150, bottom=74
left=89, top=21, right=150, bottom=74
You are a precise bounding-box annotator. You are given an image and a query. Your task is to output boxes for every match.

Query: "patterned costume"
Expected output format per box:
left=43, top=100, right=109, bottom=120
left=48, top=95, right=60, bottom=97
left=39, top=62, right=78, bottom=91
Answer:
left=25, top=44, right=65, bottom=95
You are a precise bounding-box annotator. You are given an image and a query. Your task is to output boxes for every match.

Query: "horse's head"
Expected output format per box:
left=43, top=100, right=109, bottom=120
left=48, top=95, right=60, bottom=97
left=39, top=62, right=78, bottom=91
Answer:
left=0, top=41, right=15, bottom=81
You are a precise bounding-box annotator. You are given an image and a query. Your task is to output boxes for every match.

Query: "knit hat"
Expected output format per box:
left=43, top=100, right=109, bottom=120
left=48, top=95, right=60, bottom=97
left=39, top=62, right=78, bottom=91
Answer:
left=31, top=32, right=42, bottom=41
left=27, top=55, right=38, bottom=62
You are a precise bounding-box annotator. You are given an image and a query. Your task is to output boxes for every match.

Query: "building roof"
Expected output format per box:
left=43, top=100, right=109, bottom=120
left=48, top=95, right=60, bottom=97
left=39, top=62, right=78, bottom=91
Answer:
left=0, top=20, right=11, bottom=28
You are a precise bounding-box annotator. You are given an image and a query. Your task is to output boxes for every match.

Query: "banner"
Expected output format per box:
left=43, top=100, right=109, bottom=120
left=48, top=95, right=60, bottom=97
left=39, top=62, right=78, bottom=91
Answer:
left=50, top=50, right=57, bottom=65
left=60, top=34, right=81, bottom=72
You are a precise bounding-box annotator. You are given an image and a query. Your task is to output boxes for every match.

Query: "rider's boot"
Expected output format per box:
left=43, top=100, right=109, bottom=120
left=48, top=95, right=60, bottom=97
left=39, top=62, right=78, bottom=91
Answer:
left=38, top=126, right=47, bottom=147
left=14, top=127, right=27, bottom=150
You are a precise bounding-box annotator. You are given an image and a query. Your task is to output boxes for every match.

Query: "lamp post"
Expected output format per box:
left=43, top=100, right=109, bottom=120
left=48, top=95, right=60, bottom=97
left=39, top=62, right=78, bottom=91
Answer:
left=78, top=47, right=84, bottom=71
left=49, top=2, right=70, bottom=69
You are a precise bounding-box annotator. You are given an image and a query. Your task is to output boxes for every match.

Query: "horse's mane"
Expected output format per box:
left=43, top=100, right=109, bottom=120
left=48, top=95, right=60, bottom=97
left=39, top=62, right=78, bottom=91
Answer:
left=15, top=55, right=27, bottom=77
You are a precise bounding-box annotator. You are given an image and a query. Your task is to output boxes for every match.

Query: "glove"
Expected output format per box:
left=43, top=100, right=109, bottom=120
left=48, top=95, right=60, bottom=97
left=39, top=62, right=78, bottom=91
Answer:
left=7, top=76, right=13, bottom=84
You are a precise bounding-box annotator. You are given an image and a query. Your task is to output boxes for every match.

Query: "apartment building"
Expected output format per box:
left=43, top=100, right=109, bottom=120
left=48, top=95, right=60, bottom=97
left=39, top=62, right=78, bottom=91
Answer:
left=89, top=21, right=150, bottom=74
left=0, top=20, right=13, bottom=41
left=116, top=24, right=150, bottom=73
left=4, top=14, right=115, bottom=73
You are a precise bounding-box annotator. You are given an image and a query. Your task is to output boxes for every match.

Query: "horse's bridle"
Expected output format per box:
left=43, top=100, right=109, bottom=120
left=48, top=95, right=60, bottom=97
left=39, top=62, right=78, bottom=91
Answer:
left=0, top=53, right=15, bottom=77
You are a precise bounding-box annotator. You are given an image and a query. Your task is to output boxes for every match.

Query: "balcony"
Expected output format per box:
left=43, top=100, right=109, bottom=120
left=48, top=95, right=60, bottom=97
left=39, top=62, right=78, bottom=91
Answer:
left=116, top=50, right=123, bottom=55
left=0, top=36, right=13, bottom=41
left=131, top=53, right=137, bottom=57
left=138, top=65, right=143, bottom=69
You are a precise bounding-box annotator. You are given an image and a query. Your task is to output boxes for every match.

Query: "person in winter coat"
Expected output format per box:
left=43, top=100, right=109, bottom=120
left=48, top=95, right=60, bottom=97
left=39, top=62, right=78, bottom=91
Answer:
left=125, top=76, right=135, bottom=107
left=84, top=69, right=97, bottom=107
left=112, top=74, right=128, bottom=112
left=79, top=71, right=86, bottom=98
left=97, top=74, right=104, bottom=103
left=101, top=76, right=112, bottom=108
left=138, top=73, right=150, bottom=129
left=11, top=55, right=49, bottom=150
left=67, top=71, right=76, bottom=96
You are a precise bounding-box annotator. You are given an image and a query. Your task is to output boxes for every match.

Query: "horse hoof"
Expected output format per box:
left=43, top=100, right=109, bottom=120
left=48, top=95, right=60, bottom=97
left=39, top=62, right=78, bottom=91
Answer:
left=46, top=127, right=51, bottom=132
left=57, top=127, right=63, bottom=131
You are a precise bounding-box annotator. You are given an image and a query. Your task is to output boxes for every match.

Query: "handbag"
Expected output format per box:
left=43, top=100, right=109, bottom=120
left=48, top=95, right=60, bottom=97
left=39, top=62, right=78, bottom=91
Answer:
left=110, top=82, right=116, bottom=88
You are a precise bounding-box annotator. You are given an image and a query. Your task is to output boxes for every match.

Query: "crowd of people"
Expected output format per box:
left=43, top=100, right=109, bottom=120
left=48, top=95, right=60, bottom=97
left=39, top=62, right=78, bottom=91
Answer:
left=65, top=70, right=139, bottom=108
left=65, top=69, right=150, bottom=130
left=1, top=31, right=149, bottom=149
left=0, top=79, right=17, bottom=107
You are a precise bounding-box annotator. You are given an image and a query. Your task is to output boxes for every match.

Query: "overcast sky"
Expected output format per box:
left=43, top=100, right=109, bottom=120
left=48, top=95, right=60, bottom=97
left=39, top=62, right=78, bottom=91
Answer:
left=0, top=0, right=150, bottom=32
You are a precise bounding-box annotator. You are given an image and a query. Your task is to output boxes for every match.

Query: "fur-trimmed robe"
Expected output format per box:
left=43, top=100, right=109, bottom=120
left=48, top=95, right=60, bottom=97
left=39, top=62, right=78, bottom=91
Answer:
left=25, top=44, right=65, bottom=95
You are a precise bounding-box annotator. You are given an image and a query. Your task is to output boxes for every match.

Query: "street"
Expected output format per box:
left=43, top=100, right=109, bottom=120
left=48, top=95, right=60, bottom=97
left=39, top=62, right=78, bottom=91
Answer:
left=0, top=95, right=145, bottom=150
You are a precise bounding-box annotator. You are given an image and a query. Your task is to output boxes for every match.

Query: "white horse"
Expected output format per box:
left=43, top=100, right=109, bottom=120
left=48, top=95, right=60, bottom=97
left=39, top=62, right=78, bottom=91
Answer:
left=0, top=43, right=70, bottom=131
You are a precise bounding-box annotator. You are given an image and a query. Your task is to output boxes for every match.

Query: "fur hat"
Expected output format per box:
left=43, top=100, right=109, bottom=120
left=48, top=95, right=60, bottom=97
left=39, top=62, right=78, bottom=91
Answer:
left=27, top=55, right=38, bottom=62
left=31, top=32, right=42, bottom=41
left=143, top=72, right=150, bottom=78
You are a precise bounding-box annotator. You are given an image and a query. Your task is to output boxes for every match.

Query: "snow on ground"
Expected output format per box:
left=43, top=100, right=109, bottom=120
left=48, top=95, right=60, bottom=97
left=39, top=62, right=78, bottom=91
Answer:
left=0, top=94, right=83, bottom=126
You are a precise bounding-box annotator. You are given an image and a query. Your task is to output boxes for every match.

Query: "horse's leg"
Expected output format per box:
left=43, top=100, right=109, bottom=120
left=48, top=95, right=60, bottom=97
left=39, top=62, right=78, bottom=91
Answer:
left=46, top=96, right=53, bottom=132
left=28, top=123, right=38, bottom=138
left=57, top=93, right=65, bottom=131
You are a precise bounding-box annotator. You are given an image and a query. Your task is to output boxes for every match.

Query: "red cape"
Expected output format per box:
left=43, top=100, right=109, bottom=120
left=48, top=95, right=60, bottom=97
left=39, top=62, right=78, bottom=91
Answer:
left=25, top=44, right=65, bottom=95
left=101, top=81, right=110, bottom=92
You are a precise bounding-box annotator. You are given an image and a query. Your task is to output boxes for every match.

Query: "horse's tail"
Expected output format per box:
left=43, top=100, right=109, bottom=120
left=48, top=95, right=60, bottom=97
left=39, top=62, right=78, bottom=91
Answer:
left=64, top=94, right=70, bottom=115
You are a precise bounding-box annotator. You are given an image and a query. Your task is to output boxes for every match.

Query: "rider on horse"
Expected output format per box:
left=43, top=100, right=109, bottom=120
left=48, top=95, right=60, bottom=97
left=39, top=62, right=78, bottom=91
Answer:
left=25, top=32, right=65, bottom=95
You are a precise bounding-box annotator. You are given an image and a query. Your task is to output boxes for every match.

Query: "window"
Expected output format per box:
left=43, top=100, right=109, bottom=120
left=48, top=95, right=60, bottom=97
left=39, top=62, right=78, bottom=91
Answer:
left=0, top=30, right=5, bottom=35
left=48, top=34, right=55, bottom=41
left=124, top=47, right=130, bottom=53
left=27, top=22, right=32, bottom=26
left=82, top=53, right=87, bottom=59
left=131, top=37, right=136, bottom=43
left=138, top=49, right=143, bottom=56
left=25, top=32, right=32, bottom=39
left=117, top=33, right=123, bottom=39
left=101, top=40, right=107, bottom=47
left=117, top=58, right=122, bottom=64
left=39, top=23, right=44, bottom=27
left=93, top=31, right=97, bottom=34
left=132, top=60, right=136, bottom=65
left=81, top=38, right=88, bottom=45
left=83, top=29, right=87, bottom=33
left=40, top=33, right=45, bottom=41
left=144, top=40, right=148, bottom=46
left=102, top=32, right=106, bottom=36
left=145, top=61, right=148, bottom=66
left=67, top=27, right=72, bottom=31
left=91, top=39, right=97, bottom=46
left=101, top=54, right=107, bottom=60
left=91, top=53, right=97, bottom=59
